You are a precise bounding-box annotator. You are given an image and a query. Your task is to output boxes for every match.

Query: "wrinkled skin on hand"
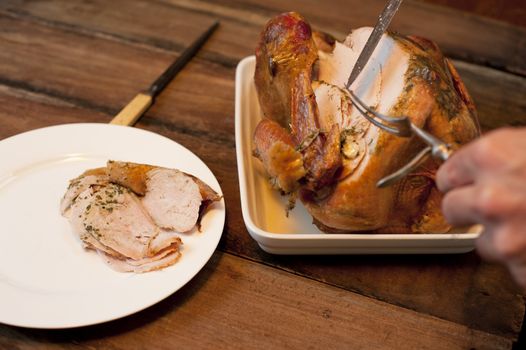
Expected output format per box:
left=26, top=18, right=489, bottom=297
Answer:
left=437, top=127, right=526, bottom=287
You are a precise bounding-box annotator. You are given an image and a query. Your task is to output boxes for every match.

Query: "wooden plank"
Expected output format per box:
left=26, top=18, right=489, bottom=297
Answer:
left=0, top=4, right=524, bottom=140
left=0, top=0, right=249, bottom=67
left=0, top=252, right=513, bottom=349
left=0, top=72, right=524, bottom=342
left=453, top=60, right=526, bottom=131
left=0, top=86, right=109, bottom=134
left=155, top=0, right=526, bottom=75
left=419, top=0, right=526, bottom=28
left=0, top=85, right=237, bottom=188
left=0, top=13, right=235, bottom=146
left=1, top=0, right=525, bottom=75
left=0, top=3, right=524, bottom=340
left=0, top=0, right=524, bottom=134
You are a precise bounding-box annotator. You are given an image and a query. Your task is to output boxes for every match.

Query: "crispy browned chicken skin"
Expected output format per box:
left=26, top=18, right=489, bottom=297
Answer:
left=253, top=12, right=480, bottom=233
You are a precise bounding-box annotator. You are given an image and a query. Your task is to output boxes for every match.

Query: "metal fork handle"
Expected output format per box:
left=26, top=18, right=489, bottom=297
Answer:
left=410, top=124, right=452, bottom=161
left=347, top=89, right=451, bottom=159
left=376, top=146, right=432, bottom=188
left=376, top=126, right=453, bottom=187
left=346, top=88, right=453, bottom=186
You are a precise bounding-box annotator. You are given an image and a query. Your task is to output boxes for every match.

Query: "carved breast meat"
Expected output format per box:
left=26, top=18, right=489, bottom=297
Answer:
left=61, top=161, right=221, bottom=272
left=253, top=12, right=480, bottom=233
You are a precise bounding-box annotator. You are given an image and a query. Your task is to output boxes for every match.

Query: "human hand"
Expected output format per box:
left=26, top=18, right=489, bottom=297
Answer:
left=436, top=127, right=526, bottom=287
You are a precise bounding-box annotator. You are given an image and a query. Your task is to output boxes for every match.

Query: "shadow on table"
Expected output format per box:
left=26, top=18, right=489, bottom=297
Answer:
left=242, top=245, right=524, bottom=341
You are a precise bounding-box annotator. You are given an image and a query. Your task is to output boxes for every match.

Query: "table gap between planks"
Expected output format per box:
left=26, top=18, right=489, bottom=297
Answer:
left=0, top=0, right=525, bottom=349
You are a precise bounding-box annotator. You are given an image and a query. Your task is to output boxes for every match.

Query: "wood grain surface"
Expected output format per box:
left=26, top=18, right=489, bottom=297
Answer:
left=0, top=0, right=525, bottom=349
left=421, top=0, right=526, bottom=28
left=0, top=252, right=515, bottom=350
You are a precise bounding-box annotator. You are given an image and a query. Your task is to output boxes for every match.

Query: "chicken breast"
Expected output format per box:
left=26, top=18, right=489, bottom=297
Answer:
left=142, top=168, right=202, bottom=232
left=97, top=247, right=181, bottom=273
left=68, top=183, right=170, bottom=260
left=60, top=168, right=108, bottom=215
left=107, top=160, right=222, bottom=231
left=61, top=160, right=220, bottom=272
left=253, top=12, right=480, bottom=233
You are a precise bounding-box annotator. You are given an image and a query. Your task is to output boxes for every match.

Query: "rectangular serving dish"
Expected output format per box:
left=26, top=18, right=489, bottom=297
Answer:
left=235, top=55, right=481, bottom=254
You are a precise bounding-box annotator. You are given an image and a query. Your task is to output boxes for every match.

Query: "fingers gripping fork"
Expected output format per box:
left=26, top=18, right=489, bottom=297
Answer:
left=347, top=90, right=453, bottom=187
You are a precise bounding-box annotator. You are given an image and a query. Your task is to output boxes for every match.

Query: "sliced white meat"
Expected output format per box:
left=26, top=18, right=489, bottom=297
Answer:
left=314, top=28, right=410, bottom=182
left=62, top=161, right=220, bottom=272
left=317, top=27, right=409, bottom=137
left=148, top=230, right=182, bottom=255
left=66, top=187, right=121, bottom=257
left=142, top=168, right=203, bottom=232
left=68, top=182, right=183, bottom=268
left=97, top=248, right=182, bottom=273
left=70, top=183, right=161, bottom=260
left=318, top=27, right=408, bottom=113
left=60, top=173, right=109, bottom=215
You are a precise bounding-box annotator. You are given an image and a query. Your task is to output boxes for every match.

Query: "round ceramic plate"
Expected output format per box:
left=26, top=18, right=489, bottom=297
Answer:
left=0, top=123, right=225, bottom=329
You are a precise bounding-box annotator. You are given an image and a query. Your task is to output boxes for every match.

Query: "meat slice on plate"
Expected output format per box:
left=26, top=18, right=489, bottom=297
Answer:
left=253, top=12, right=480, bottom=233
left=60, top=167, right=108, bottom=215
left=61, top=161, right=220, bottom=272
left=107, top=160, right=221, bottom=232
left=66, top=182, right=180, bottom=260
left=97, top=245, right=181, bottom=273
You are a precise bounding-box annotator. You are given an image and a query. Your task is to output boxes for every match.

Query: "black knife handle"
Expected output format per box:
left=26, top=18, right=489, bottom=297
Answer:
left=147, top=21, right=219, bottom=98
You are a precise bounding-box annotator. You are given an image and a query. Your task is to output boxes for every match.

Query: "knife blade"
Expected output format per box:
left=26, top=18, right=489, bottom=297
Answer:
left=110, top=21, right=219, bottom=126
left=345, top=0, right=403, bottom=88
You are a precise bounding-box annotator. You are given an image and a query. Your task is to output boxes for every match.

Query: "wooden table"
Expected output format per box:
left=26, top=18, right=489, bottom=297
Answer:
left=1, top=0, right=525, bottom=349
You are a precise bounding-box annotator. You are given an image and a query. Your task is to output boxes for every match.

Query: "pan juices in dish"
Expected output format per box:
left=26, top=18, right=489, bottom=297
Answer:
left=252, top=12, right=480, bottom=234
left=61, top=161, right=221, bottom=273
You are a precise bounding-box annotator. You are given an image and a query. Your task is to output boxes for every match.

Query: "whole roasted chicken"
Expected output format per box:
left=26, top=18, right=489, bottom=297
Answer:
left=252, top=12, right=480, bottom=233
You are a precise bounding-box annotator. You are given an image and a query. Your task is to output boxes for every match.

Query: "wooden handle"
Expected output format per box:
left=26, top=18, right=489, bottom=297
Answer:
left=109, top=93, right=153, bottom=126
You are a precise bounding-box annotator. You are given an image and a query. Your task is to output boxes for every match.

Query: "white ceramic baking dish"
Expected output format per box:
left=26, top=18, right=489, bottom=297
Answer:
left=235, top=55, right=481, bottom=254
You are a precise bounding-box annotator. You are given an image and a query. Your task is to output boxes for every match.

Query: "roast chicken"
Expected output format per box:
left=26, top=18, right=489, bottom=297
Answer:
left=61, top=161, right=220, bottom=272
left=253, top=12, right=480, bottom=233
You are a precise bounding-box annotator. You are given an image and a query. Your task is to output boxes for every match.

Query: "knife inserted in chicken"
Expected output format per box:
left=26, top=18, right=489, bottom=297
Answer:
left=61, top=161, right=221, bottom=272
left=253, top=12, right=480, bottom=233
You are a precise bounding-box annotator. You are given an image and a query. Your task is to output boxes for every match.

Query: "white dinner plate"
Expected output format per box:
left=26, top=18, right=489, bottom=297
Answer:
left=0, top=123, right=225, bottom=329
left=235, top=56, right=480, bottom=254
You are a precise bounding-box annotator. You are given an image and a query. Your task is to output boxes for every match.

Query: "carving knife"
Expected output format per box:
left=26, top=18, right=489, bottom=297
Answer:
left=110, top=21, right=219, bottom=126
left=345, top=0, right=403, bottom=88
